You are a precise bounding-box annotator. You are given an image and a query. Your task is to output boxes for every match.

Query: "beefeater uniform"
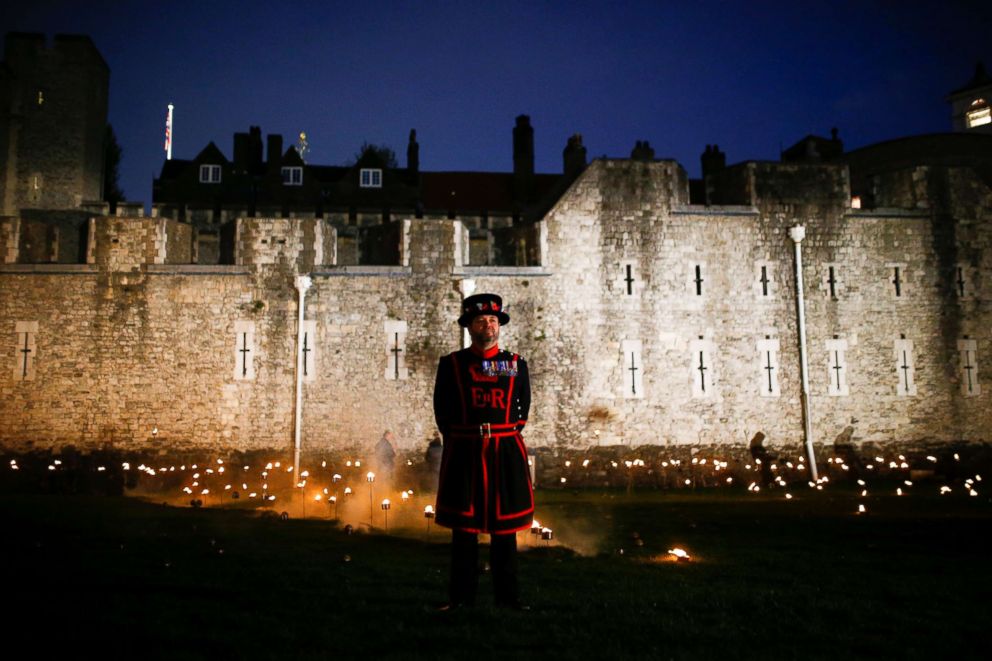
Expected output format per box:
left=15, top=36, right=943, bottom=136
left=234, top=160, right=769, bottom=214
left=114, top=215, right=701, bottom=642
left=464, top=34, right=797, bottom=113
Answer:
left=433, top=293, right=534, bottom=608
left=433, top=345, right=533, bottom=534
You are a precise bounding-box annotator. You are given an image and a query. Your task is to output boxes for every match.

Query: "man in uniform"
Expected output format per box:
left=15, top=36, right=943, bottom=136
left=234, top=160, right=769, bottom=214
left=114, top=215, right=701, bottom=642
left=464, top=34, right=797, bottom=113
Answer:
left=433, top=293, right=533, bottom=610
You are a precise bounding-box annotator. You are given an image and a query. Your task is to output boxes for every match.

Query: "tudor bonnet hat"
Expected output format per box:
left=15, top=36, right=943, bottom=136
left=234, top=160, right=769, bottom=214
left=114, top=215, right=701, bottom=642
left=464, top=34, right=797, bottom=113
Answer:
left=457, top=293, right=510, bottom=327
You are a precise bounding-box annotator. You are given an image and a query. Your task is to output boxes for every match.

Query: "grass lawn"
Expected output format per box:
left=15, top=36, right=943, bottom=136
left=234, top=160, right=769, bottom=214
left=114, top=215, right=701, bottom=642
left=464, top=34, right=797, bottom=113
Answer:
left=3, top=486, right=988, bottom=660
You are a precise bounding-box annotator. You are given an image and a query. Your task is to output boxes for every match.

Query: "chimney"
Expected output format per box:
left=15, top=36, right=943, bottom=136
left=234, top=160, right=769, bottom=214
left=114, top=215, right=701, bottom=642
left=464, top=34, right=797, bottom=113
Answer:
left=700, top=144, right=726, bottom=180
left=248, top=126, right=263, bottom=169
left=563, top=134, right=587, bottom=178
left=267, top=134, right=283, bottom=172
left=407, top=129, right=419, bottom=175
left=233, top=131, right=248, bottom=172
left=630, top=140, right=655, bottom=162
left=513, top=115, right=534, bottom=178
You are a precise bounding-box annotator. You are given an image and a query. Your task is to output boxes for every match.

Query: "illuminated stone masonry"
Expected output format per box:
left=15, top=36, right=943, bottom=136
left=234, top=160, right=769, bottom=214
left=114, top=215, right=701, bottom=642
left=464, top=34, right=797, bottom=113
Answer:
left=1, top=160, right=990, bottom=463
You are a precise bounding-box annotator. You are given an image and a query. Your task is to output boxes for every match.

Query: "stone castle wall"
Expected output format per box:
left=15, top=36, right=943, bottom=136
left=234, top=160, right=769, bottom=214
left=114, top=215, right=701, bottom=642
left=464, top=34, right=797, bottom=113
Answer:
left=1, top=160, right=990, bottom=462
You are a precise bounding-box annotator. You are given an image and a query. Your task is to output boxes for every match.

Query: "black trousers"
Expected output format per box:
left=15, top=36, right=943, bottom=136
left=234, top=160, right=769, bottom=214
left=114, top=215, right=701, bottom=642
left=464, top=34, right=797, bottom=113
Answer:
left=449, top=530, right=519, bottom=606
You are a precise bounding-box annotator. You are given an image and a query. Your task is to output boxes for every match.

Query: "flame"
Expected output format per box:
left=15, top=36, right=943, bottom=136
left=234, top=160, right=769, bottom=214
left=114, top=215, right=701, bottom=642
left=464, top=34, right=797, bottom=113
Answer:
left=668, top=548, right=690, bottom=560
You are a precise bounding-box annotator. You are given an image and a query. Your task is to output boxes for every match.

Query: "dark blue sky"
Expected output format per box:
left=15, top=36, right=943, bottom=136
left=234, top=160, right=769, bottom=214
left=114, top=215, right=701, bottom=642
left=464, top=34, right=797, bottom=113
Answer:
left=3, top=1, right=991, bottom=207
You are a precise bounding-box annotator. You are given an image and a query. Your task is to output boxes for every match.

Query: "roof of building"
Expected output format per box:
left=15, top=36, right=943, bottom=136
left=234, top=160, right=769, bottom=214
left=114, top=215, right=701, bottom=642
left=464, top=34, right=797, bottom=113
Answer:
left=420, top=171, right=560, bottom=212
left=948, top=62, right=992, bottom=98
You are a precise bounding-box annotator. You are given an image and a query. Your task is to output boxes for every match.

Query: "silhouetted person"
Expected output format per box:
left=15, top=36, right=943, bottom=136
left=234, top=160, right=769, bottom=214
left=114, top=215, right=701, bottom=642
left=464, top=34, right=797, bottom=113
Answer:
left=375, top=430, right=396, bottom=482
left=425, top=431, right=442, bottom=491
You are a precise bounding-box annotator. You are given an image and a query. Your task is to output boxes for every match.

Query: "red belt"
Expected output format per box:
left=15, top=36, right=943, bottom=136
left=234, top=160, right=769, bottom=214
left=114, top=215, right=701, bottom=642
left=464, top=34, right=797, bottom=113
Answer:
left=447, top=422, right=523, bottom=438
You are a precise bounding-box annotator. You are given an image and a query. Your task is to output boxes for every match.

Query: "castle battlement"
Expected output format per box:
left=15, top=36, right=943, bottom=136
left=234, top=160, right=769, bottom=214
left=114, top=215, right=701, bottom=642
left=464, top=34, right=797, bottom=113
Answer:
left=2, top=153, right=991, bottom=458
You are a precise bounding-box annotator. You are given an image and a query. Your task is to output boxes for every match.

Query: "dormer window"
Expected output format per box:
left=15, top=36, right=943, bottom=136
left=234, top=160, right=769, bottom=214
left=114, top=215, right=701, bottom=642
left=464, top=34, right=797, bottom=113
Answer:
left=199, top=164, right=222, bottom=183
left=360, top=168, right=382, bottom=188
left=967, top=98, right=991, bottom=128
left=281, top=166, right=303, bottom=186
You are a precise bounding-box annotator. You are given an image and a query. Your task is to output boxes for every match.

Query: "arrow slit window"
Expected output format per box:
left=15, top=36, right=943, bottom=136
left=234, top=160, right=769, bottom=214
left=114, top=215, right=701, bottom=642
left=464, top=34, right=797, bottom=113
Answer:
left=887, top=263, right=908, bottom=299
left=756, top=337, right=780, bottom=397
left=894, top=337, right=917, bottom=396
left=754, top=261, right=776, bottom=299
left=384, top=320, right=408, bottom=380
left=619, top=260, right=638, bottom=297
left=957, top=339, right=980, bottom=397
left=620, top=339, right=643, bottom=399
left=13, top=321, right=38, bottom=381
left=301, top=320, right=317, bottom=383
left=689, top=338, right=713, bottom=398
left=826, top=338, right=849, bottom=396
left=233, top=321, right=256, bottom=380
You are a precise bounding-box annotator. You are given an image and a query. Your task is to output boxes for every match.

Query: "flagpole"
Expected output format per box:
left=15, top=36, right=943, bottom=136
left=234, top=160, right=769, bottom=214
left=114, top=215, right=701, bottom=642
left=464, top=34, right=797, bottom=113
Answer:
left=165, top=104, right=174, bottom=161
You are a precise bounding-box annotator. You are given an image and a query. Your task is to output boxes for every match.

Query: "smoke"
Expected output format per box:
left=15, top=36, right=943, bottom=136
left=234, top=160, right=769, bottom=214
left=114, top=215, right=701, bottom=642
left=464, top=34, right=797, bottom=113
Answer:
left=119, top=460, right=606, bottom=555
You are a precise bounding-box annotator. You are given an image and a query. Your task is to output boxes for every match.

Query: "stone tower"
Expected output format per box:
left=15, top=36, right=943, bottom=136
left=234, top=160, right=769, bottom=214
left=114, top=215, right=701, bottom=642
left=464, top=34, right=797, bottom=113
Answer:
left=0, top=33, right=109, bottom=215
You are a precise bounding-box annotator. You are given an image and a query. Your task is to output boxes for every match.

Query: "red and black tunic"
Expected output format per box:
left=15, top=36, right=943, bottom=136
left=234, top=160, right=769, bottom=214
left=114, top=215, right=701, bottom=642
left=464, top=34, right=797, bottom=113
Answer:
left=433, top=345, right=533, bottom=534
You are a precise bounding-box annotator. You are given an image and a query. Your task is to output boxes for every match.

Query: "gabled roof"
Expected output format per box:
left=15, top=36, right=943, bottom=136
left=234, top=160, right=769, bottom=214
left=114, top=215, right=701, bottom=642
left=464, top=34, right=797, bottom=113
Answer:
left=948, top=62, right=992, bottom=98
left=282, top=147, right=304, bottom=167
left=194, top=142, right=228, bottom=164
left=781, top=133, right=843, bottom=163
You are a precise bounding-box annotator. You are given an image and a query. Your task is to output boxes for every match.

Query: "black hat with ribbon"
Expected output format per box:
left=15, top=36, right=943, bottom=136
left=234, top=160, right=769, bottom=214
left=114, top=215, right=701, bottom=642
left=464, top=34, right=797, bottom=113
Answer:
left=457, top=293, right=510, bottom=327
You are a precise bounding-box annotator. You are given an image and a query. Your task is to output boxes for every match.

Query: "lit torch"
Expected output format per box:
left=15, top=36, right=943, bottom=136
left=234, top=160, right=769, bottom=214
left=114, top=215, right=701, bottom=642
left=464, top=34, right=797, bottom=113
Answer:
left=381, top=498, right=391, bottom=532
left=367, top=472, right=376, bottom=526
left=424, top=504, right=435, bottom=537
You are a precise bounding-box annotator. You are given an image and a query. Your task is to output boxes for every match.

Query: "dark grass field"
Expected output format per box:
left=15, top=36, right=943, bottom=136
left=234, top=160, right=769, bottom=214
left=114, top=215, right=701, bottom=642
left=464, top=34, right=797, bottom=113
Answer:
left=3, top=487, right=989, bottom=660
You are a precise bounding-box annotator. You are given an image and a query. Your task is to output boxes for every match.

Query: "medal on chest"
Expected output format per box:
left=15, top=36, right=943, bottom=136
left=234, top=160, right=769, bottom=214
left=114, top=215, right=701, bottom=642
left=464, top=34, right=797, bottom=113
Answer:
left=481, top=359, right=518, bottom=378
